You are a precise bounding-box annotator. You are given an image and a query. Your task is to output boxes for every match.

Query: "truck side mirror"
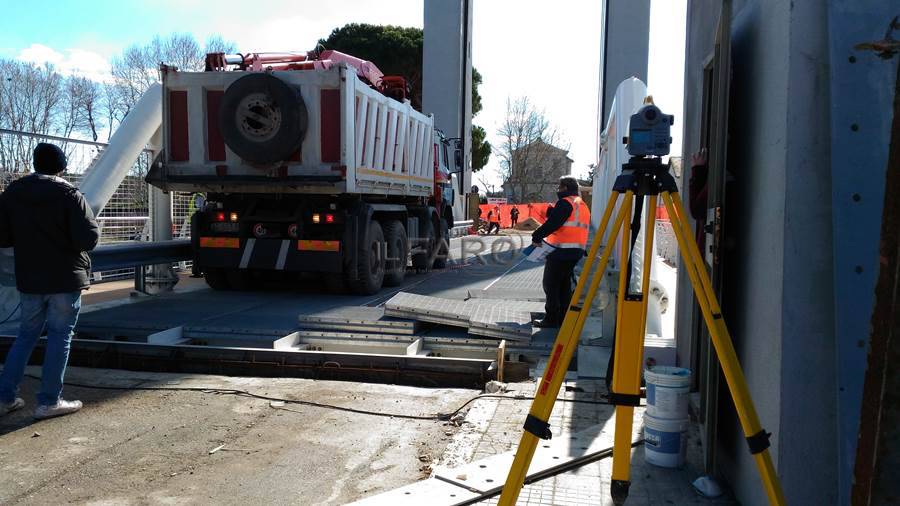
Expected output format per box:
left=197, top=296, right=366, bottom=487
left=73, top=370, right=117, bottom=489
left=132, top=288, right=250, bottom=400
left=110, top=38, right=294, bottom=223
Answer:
left=454, top=148, right=462, bottom=170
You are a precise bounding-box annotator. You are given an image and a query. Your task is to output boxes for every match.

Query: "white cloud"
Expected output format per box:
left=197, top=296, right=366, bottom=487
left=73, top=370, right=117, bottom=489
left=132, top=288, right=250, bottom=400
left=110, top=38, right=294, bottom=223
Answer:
left=17, top=43, right=65, bottom=66
left=17, top=43, right=112, bottom=83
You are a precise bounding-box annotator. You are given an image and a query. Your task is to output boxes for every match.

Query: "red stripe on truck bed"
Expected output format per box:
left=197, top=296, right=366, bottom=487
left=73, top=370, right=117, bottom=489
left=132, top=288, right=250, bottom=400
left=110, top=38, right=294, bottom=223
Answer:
left=320, top=89, right=341, bottom=163
left=168, top=90, right=189, bottom=162
left=206, top=90, right=226, bottom=161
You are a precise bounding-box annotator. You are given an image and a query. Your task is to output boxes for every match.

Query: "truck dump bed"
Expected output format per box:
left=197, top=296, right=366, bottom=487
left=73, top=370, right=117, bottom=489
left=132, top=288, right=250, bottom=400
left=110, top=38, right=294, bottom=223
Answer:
left=152, top=63, right=435, bottom=197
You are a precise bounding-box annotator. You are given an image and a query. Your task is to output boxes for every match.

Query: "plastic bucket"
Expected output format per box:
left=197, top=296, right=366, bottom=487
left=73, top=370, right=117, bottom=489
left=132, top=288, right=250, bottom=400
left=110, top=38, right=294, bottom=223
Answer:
left=644, top=366, right=691, bottom=419
left=643, top=413, right=690, bottom=468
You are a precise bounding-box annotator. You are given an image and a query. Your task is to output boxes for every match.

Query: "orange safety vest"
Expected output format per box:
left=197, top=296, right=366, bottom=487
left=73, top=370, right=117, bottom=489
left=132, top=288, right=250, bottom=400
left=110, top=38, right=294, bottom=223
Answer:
left=490, top=206, right=501, bottom=223
left=545, top=196, right=590, bottom=249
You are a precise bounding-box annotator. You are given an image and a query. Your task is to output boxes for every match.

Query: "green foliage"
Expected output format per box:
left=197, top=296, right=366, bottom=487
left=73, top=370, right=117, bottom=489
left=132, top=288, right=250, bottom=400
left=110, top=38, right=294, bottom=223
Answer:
left=472, top=68, right=483, bottom=116
left=320, top=23, right=490, bottom=171
left=472, top=125, right=491, bottom=172
left=318, top=23, right=424, bottom=108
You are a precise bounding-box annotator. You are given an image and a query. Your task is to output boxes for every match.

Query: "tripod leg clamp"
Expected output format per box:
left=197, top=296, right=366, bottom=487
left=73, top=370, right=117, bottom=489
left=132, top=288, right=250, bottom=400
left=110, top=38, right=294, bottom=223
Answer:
left=523, top=414, right=552, bottom=440
left=608, top=392, right=642, bottom=407
left=746, top=429, right=771, bottom=454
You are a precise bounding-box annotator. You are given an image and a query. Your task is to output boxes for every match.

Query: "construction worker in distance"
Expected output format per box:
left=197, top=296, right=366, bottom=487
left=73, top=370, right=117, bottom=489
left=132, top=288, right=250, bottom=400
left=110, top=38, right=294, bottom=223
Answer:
left=0, top=143, right=100, bottom=420
left=487, top=204, right=501, bottom=235
left=531, top=176, right=590, bottom=328
left=510, top=206, right=520, bottom=228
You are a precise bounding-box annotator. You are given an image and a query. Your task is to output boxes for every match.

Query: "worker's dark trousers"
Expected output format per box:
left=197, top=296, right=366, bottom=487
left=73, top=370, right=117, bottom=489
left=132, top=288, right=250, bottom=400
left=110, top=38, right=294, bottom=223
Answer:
left=487, top=222, right=500, bottom=234
left=542, top=257, right=579, bottom=325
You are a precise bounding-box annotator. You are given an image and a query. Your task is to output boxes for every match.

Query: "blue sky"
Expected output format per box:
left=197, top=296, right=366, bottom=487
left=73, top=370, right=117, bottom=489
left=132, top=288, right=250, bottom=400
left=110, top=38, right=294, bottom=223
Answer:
left=0, top=0, right=685, bottom=189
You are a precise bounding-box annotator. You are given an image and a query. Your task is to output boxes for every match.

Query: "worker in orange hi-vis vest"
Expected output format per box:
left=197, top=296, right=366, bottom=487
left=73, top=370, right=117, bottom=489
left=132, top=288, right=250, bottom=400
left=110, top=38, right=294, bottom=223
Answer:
left=530, top=176, right=590, bottom=328
left=487, top=204, right=501, bottom=235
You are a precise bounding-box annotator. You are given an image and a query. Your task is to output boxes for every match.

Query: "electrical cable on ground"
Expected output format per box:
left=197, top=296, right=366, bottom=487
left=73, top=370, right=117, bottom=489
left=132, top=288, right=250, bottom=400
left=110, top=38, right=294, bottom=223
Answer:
left=22, top=373, right=638, bottom=421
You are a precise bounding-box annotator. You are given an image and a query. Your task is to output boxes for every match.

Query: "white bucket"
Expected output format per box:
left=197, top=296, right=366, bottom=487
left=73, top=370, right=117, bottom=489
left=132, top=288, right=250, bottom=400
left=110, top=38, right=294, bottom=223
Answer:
left=643, top=413, right=690, bottom=468
left=644, top=366, right=691, bottom=419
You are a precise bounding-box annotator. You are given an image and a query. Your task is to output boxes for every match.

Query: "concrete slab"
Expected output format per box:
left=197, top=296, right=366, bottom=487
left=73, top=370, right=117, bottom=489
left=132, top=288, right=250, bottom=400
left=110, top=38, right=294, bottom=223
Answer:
left=297, top=306, right=419, bottom=335
left=0, top=366, right=479, bottom=506
left=385, top=293, right=536, bottom=343
left=577, top=344, right=612, bottom=378
left=349, top=477, right=479, bottom=505
left=467, top=288, right=546, bottom=302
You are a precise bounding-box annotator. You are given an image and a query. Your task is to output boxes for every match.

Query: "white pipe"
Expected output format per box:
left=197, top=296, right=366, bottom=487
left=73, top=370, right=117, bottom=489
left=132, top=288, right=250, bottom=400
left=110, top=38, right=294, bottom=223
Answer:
left=80, top=83, right=162, bottom=216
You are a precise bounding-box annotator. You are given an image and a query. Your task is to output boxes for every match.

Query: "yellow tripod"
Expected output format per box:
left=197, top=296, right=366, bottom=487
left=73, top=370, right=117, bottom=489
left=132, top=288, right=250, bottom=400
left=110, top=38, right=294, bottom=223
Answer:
left=498, top=157, right=786, bottom=505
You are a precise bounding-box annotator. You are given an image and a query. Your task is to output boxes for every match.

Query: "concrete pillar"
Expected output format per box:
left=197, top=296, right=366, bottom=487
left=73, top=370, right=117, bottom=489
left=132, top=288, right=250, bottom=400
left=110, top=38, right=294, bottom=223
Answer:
left=597, top=0, right=651, bottom=125
left=423, top=0, right=473, bottom=217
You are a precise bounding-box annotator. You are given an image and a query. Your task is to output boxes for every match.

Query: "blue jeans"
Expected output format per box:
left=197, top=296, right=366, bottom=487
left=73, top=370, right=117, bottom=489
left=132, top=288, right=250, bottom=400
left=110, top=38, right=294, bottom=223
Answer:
left=0, top=291, right=81, bottom=406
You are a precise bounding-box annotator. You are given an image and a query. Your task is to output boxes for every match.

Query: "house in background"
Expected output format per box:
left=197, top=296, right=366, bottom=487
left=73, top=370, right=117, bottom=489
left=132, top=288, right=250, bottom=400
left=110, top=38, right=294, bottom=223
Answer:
left=501, top=139, right=573, bottom=203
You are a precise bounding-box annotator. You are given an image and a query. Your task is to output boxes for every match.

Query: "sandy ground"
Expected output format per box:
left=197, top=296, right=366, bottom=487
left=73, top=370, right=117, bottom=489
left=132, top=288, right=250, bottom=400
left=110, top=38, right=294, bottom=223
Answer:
left=0, top=367, right=478, bottom=506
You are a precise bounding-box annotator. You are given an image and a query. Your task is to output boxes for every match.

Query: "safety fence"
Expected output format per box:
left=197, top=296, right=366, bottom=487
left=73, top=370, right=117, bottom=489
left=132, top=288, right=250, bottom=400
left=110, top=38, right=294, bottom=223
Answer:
left=655, top=220, right=678, bottom=266
left=0, top=129, right=194, bottom=281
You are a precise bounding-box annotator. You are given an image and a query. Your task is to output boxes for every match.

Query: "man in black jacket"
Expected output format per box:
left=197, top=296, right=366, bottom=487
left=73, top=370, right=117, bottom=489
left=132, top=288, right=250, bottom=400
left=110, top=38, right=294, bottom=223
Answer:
left=0, top=143, right=100, bottom=420
left=531, top=176, right=590, bottom=328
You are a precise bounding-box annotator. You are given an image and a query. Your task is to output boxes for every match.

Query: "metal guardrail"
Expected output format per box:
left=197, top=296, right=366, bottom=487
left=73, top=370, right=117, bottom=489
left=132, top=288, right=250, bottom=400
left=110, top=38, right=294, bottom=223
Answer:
left=89, top=240, right=192, bottom=271
left=451, top=220, right=474, bottom=238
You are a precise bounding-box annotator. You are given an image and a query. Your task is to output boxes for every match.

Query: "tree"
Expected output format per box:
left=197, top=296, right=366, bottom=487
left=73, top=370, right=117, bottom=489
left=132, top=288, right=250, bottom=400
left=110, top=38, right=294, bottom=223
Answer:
left=101, top=82, right=126, bottom=141
left=111, top=33, right=236, bottom=115
left=319, top=23, right=491, bottom=171
left=472, top=125, right=491, bottom=172
left=319, top=24, right=424, bottom=107
left=72, top=77, right=102, bottom=142
left=496, top=97, right=569, bottom=203
left=0, top=59, right=64, bottom=173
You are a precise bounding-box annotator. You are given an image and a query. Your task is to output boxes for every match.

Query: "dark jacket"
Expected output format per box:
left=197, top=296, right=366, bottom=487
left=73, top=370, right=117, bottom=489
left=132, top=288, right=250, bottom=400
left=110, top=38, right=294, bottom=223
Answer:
left=0, top=174, right=100, bottom=293
left=688, top=163, right=708, bottom=249
left=532, top=189, right=584, bottom=261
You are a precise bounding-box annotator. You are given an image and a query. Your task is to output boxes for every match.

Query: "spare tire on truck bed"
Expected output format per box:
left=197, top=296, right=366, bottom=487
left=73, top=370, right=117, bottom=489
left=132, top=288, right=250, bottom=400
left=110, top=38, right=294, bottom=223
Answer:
left=219, top=73, right=308, bottom=164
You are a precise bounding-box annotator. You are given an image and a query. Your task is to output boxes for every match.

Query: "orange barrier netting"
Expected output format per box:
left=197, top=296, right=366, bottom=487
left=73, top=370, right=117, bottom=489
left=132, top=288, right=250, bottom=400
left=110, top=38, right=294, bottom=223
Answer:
left=478, top=201, right=669, bottom=229
left=478, top=203, right=552, bottom=229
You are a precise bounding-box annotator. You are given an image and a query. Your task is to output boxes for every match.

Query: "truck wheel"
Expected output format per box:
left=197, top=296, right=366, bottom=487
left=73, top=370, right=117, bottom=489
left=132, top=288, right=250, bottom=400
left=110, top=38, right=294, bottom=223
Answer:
left=204, top=268, right=230, bottom=290
left=382, top=220, right=408, bottom=287
left=411, top=219, right=436, bottom=271
left=351, top=220, right=385, bottom=295
left=219, top=73, right=308, bottom=164
left=433, top=218, right=450, bottom=269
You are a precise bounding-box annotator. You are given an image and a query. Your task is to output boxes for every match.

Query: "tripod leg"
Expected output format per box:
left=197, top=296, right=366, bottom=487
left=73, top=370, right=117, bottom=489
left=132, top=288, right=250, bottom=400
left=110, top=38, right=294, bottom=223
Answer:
left=498, top=191, right=633, bottom=506
left=661, top=191, right=786, bottom=505
left=609, top=195, right=658, bottom=504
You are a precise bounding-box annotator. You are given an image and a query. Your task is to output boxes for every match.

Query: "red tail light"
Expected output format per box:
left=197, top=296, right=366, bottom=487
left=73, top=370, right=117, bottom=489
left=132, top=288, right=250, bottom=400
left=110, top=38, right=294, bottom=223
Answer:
left=325, top=213, right=335, bottom=224
left=215, top=212, right=226, bottom=222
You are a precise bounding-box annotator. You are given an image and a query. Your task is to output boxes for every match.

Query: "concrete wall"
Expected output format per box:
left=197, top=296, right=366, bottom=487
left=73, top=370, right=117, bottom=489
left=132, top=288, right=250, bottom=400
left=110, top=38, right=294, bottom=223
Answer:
left=679, top=0, right=839, bottom=504
left=778, top=0, right=838, bottom=502
left=597, top=0, right=650, bottom=127
left=674, top=0, right=721, bottom=384
left=423, top=0, right=473, bottom=202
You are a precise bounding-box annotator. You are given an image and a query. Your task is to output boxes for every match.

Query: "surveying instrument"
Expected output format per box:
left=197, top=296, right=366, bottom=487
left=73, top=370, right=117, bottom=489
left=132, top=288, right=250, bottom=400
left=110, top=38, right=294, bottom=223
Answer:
left=497, top=104, right=786, bottom=505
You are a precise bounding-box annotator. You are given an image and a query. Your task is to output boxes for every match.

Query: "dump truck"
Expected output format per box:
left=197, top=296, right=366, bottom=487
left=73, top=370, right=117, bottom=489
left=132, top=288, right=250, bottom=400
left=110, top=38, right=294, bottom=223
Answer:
left=147, top=49, right=460, bottom=295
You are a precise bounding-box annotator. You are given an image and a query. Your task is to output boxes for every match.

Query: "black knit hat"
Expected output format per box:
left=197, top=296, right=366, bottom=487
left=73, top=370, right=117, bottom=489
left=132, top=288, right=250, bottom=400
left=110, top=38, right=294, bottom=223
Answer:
left=33, top=143, right=67, bottom=175
left=558, top=175, right=579, bottom=193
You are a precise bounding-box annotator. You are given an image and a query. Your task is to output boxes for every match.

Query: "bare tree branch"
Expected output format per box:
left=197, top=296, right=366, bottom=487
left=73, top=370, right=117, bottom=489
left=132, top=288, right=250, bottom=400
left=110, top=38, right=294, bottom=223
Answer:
left=495, top=97, right=570, bottom=203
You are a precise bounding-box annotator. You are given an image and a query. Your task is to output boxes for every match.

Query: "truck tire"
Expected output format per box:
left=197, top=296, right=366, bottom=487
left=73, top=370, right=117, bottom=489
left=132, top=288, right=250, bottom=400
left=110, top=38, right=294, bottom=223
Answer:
left=411, top=219, right=436, bottom=271
left=351, top=220, right=385, bottom=295
left=433, top=218, right=450, bottom=269
left=382, top=220, right=408, bottom=287
left=204, top=268, right=230, bottom=290
left=219, top=73, right=308, bottom=164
